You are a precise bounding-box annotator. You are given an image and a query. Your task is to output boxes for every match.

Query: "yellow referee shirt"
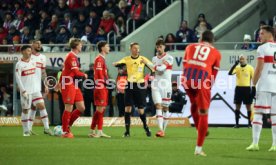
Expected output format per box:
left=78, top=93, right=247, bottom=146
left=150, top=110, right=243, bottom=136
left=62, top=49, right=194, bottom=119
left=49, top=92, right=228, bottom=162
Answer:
left=232, top=64, right=254, bottom=87
left=116, top=55, right=153, bottom=83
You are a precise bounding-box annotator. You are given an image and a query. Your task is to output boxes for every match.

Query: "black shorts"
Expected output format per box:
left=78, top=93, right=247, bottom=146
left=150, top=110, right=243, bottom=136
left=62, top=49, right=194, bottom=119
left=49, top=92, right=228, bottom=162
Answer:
left=234, top=86, right=252, bottom=105
left=124, top=82, right=146, bottom=109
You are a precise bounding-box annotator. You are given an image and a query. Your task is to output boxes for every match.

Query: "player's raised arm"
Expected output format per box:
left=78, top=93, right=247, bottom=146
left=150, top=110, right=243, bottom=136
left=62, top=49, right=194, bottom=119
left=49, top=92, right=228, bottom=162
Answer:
left=228, top=60, right=239, bottom=75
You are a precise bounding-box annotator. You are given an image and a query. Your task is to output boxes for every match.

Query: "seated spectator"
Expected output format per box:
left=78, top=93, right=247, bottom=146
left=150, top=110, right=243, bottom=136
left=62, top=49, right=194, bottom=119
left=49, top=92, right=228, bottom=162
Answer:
left=254, top=21, right=266, bottom=42
left=55, top=26, right=70, bottom=44
left=48, top=14, right=59, bottom=32
left=73, top=12, right=87, bottom=34
left=176, top=20, right=195, bottom=49
left=34, top=29, right=42, bottom=41
left=81, top=25, right=95, bottom=43
left=39, top=10, right=51, bottom=32
left=0, top=26, right=8, bottom=44
left=95, top=0, right=106, bottom=17
left=24, top=1, right=38, bottom=21
left=106, top=0, right=121, bottom=17
left=20, top=26, right=33, bottom=44
left=71, top=26, right=81, bottom=38
left=6, top=25, right=20, bottom=44
left=129, top=0, right=147, bottom=29
left=3, top=12, right=14, bottom=31
left=54, top=0, right=69, bottom=21
left=24, top=12, right=38, bottom=35
left=169, top=82, right=187, bottom=113
left=241, top=34, right=256, bottom=50
left=86, top=10, right=100, bottom=34
left=93, top=27, right=107, bottom=44
left=12, top=1, right=22, bottom=17
left=118, top=0, right=130, bottom=20
left=98, top=10, right=118, bottom=35
left=195, top=21, right=207, bottom=40
left=12, top=9, right=25, bottom=32
left=165, top=33, right=177, bottom=51
left=41, top=26, right=56, bottom=44
left=62, top=13, right=73, bottom=32
left=82, top=0, right=94, bottom=16
left=193, top=13, right=212, bottom=31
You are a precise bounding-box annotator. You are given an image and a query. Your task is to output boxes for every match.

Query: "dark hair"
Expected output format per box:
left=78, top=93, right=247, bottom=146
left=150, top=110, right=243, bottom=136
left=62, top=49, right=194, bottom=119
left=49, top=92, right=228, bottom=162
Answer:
left=130, top=42, right=139, bottom=48
left=201, top=30, right=214, bottom=43
left=97, top=40, right=107, bottom=52
left=261, top=25, right=274, bottom=36
left=156, top=39, right=165, bottom=46
left=69, top=38, right=81, bottom=49
left=21, top=45, right=31, bottom=51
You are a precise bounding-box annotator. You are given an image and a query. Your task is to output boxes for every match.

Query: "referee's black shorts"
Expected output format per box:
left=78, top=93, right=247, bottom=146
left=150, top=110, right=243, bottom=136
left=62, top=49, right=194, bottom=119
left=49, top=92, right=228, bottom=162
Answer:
left=234, top=86, right=253, bottom=105
left=124, top=82, right=146, bottom=109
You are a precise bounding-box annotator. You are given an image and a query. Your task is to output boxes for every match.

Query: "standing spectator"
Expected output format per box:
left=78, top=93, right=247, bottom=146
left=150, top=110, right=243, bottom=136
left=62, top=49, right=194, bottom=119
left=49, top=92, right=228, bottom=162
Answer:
left=116, top=64, right=127, bottom=117
left=12, top=1, right=22, bottom=17
left=116, top=16, right=126, bottom=42
left=176, top=20, right=196, bottom=49
left=21, top=26, right=33, bottom=44
left=195, top=21, right=207, bottom=40
left=84, top=63, right=96, bottom=117
left=164, top=33, right=177, bottom=51
left=106, top=0, right=121, bottom=17
left=98, top=10, right=118, bottom=35
left=118, top=0, right=129, bottom=20
left=241, top=34, right=257, bottom=50
left=54, top=0, right=69, bottom=21
left=254, top=21, right=266, bottom=42
left=129, top=0, right=147, bottom=29
left=86, top=10, right=100, bottom=34
left=193, top=13, right=212, bottom=31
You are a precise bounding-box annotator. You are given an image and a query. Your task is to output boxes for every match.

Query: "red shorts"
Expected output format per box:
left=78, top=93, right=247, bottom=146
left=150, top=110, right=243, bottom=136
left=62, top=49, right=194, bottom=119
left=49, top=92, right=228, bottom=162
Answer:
left=61, top=85, right=83, bottom=104
left=94, top=88, right=108, bottom=106
left=185, top=87, right=211, bottom=110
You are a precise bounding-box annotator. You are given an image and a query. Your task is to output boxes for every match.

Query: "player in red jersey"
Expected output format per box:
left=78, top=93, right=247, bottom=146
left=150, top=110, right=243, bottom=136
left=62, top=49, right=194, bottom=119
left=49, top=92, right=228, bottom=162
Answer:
left=88, top=41, right=111, bottom=138
left=182, top=30, right=221, bottom=156
left=58, top=38, right=87, bottom=138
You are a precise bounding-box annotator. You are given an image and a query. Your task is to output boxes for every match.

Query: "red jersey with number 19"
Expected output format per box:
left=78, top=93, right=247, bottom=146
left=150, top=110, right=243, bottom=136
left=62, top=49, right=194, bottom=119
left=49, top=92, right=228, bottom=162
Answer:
left=183, top=42, right=221, bottom=84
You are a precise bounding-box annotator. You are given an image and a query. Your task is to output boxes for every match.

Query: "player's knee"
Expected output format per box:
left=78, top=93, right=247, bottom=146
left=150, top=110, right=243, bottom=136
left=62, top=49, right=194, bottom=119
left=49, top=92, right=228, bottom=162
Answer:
left=155, top=103, right=162, bottom=109
left=125, top=106, right=132, bottom=112
left=22, top=109, right=29, bottom=114
left=162, top=106, right=169, bottom=111
left=199, top=109, right=208, bottom=115
left=253, top=113, right=263, bottom=122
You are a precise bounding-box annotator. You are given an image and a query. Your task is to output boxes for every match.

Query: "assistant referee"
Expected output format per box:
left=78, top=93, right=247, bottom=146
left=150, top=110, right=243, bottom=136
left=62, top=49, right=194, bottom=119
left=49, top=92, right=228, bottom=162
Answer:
left=113, top=42, right=154, bottom=137
left=229, top=55, right=255, bottom=128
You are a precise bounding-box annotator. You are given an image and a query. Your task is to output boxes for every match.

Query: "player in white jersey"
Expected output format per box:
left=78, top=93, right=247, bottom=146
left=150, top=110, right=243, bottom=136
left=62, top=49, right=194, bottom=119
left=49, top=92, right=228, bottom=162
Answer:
left=246, top=25, right=276, bottom=152
left=28, top=40, right=53, bottom=135
left=15, top=45, right=40, bottom=136
left=151, top=39, right=174, bottom=137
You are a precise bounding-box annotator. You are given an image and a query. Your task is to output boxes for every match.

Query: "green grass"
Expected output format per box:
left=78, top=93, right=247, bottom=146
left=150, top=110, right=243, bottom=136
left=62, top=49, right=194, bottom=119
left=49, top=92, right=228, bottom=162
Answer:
left=0, top=126, right=275, bottom=165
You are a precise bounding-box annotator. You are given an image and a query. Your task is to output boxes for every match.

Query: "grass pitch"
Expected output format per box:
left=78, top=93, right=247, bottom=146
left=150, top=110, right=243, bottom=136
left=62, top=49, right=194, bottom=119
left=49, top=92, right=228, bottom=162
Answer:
left=0, top=126, right=275, bottom=165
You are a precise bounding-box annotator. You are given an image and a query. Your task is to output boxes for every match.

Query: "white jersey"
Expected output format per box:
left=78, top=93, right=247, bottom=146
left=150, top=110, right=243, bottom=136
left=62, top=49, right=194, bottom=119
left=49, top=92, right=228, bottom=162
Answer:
left=152, top=53, right=173, bottom=83
left=256, top=42, right=276, bottom=93
left=31, top=53, right=47, bottom=92
left=15, top=58, right=38, bottom=94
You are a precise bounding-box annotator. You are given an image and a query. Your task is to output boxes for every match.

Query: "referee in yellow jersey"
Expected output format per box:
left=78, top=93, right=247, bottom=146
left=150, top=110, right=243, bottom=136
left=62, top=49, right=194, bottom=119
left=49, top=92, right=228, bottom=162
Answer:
left=113, top=42, right=154, bottom=137
left=229, top=55, right=255, bottom=128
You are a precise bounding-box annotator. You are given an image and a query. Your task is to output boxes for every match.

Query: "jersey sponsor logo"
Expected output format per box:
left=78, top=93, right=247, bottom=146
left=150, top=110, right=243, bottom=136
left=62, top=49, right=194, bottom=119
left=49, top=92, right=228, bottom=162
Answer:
left=36, top=62, right=44, bottom=69
left=21, top=68, right=35, bottom=76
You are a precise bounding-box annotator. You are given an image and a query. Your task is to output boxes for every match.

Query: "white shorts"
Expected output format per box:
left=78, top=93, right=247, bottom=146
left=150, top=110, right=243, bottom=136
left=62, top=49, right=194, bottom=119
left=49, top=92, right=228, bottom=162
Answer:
left=20, top=92, right=44, bottom=110
left=151, top=84, right=172, bottom=107
left=254, top=91, right=276, bottom=114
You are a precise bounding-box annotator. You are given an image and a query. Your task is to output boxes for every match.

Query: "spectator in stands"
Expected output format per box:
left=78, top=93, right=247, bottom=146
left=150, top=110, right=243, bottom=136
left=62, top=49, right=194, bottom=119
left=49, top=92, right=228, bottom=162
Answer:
left=12, top=1, right=22, bottom=17
left=62, top=13, right=73, bottom=32
left=129, top=0, right=147, bottom=29
left=24, top=12, right=38, bottom=35
left=55, top=25, right=70, bottom=44
left=3, top=12, right=13, bottom=31
left=41, top=25, right=56, bottom=44
left=71, top=25, right=81, bottom=38
left=98, top=10, right=118, bottom=35
left=81, top=24, right=95, bottom=43
left=118, top=0, right=130, bottom=20
left=68, top=0, right=83, bottom=10
left=54, top=0, right=69, bottom=20
left=86, top=10, right=100, bottom=34
left=6, top=25, right=20, bottom=44
left=39, top=10, right=51, bottom=33
left=21, top=26, right=33, bottom=44
left=48, top=14, right=59, bottom=32
left=193, top=13, right=212, bottom=31
left=11, top=35, right=21, bottom=52
left=195, top=21, right=207, bottom=40
left=164, top=33, right=177, bottom=51
left=82, top=0, right=94, bottom=16
left=116, top=16, right=126, bottom=40
left=241, top=34, right=256, bottom=50
left=0, top=26, right=8, bottom=44
left=34, top=29, right=42, bottom=41
left=106, top=0, right=121, bottom=17
left=93, top=27, right=107, bottom=44
left=12, top=9, right=25, bottom=32
left=169, top=81, right=187, bottom=114
left=95, top=0, right=106, bottom=17
left=73, top=12, right=87, bottom=34
left=254, top=21, right=266, bottom=42
left=176, top=20, right=196, bottom=49
left=24, top=1, right=39, bottom=23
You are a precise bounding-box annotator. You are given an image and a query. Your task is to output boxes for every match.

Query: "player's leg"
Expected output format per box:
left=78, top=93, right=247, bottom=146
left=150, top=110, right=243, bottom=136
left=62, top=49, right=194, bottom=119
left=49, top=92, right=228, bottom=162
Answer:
left=152, top=86, right=163, bottom=134
left=269, top=94, right=276, bottom=152
left=161, top=86, right=172, bottom=134
left=20, top=93, right=32, bottom=136
left=246, top=92, right=270, bottom=151
left=28, top=105, right=37, bottom=135
left=185, top=88, right=199, bottom=129
left=69, top=88, right=85, bottom=126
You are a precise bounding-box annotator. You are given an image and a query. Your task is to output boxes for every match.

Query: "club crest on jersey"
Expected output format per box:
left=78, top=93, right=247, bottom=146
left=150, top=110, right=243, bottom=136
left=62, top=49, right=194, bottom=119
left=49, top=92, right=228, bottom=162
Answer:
left=97, top=62, right=102, bottom=68
left=72, top=61, right=77, bottom=67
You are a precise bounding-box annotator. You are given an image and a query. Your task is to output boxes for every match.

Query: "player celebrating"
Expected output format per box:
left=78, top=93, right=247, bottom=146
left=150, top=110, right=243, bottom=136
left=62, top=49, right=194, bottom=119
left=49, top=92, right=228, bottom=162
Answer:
left=59, top=38, right=87, bottom=138
left=113, top=42, right=153, bottom=137
left=28, top=39, right=53, bottom=135
left=183, top=30, right=221, bottom=156
left=88, top=41, right=111, bottom=138
left=151, top=39, right=174, bottom=137
left=15, top=45, right=38, bottom=136
left=246, top=25, right=276, bottom=152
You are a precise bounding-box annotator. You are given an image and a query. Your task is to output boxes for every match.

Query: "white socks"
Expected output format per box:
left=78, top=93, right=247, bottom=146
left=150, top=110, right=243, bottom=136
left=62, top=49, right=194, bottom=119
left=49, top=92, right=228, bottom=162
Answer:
left=252, top=114, right=263, bottom=145
left=156, top=109, right=163, bottom=131
left=271, top=115, right=276, bottom=146
left=40, top=109, right=49, bottom=130
left=21, top=112, right=29, bottom=133
left=163, top=111, right=169, bottom=132
left=195, top=146, right=202, bottom=153
left=28, top=110, right=36, bottom=131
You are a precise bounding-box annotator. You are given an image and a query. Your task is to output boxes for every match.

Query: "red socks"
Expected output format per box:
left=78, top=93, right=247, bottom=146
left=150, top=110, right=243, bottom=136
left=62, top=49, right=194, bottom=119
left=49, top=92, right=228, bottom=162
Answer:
left=91, top=111, right=99, bottom=130
left=197, top=115, right=208, bottom=146
left=97, top=111, right=104, bottom=130
left=69, top=109, right=82, bottom=126
left=191, top=103, right=199, bottom=129
left=62, top=111, right=71, bottom=133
